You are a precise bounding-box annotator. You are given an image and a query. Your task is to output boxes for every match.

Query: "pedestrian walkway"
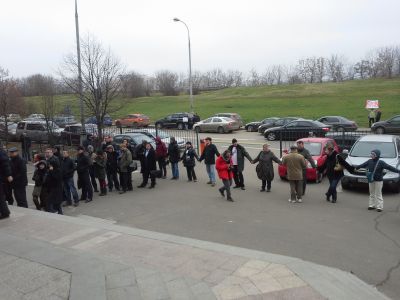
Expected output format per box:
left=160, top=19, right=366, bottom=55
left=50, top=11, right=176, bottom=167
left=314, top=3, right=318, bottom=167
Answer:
left=0, top=207, right=389, bottom=300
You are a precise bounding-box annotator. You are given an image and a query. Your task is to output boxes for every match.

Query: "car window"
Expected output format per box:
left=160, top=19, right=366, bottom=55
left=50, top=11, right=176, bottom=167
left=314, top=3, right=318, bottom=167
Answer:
left=274, top=119, right=284, bottom=126
left=27, top=123, right=43, bottom=130
left=319, top=117, right=327, bottom=123
left=17, top=122, right=25, bottom=129
left=303, top=142, right=322, bottom=156
left=285, top=121, right=298, bottom=128
left=326, top=117, right=339, bottom=122
left=389, top=116, right=400, bottom=123
left=297, top=121, right=312, bottom=127
left=350, top=141, right=396, bottom=158
left=203, top=118, right=212, bottom=123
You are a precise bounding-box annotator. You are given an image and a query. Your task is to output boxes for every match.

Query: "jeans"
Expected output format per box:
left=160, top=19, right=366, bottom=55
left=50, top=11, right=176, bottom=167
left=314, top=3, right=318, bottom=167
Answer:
left=232, top=165, right=244, bottom=187
left=22, top=149, right=31, bottom=162
left=220, top=179, right=232, bottom=198
left=185, top=166, right=197, bottom=181
left=171, top=162, right=179, bottom=179
left=326, top=177, right=340, bottom=201
left=206, top=164, right=216, bottom=183
left=63, top=177, right=79, bottom=204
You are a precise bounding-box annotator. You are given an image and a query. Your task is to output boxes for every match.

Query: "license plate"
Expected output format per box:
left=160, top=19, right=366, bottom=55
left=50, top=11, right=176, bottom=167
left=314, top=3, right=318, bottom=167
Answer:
left=358, top=178, right=368, bottom=183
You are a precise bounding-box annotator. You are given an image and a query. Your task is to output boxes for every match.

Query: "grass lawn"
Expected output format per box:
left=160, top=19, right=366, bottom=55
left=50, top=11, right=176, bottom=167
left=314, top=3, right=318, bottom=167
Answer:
left=25, top=78, right=400, bottom=127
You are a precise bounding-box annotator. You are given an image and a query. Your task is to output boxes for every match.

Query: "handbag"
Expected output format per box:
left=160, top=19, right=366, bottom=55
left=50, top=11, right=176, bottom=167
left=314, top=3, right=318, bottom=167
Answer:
left=366, top=160, right=380, bottom=183
left=334, top=157, right=344, bottom=172
left=150, top=170, right=162, bottom=178
left=128, top=161, right=137, bottom=172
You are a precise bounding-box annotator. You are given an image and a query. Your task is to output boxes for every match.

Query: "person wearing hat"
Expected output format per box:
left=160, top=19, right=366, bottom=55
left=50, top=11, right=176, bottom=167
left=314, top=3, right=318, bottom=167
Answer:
left=318, top=143, right=343, bottom=203
left=353, top=149, right=400, bottom=212
left=94, top=149, right=107, bottom=196
left=44, top=159, right=64, bottom=214
left=228, top=138, right=252, bottom=190
left=181, top=141, right=199, bottom=182
left=32, top=160, right=48, bottom=210
left=0, top=147, right=13, bottom=219
left=252, top=143, right=281, bottom=192
left=167, top=137, right=181, bottom=180
left=76, top=145, right=93, bottom=203
left=199, top=137, right=220, bottom=187
left=106, top=145, right=120, bottom=192
left=282, top=145, right=306, bottom=203
left=296, top=140, right=316, bottom=196
left=7, top=147, right=28, bottom=208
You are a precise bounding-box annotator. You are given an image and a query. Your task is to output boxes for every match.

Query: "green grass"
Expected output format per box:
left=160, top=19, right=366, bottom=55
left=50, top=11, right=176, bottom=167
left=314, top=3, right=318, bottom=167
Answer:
left=24, top=78, right=400, bottom=127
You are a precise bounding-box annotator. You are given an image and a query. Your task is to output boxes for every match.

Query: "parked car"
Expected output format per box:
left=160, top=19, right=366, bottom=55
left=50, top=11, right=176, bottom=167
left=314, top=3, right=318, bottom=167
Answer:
left=113, top=133, right=155, bottom=159
left=114, top=114, right=150, bottom=128
left=60, top=124, right=97, bottom=146
left=213, top=113, right=244, bottom=128
left=27, top=114, right=45, bottom=120
left=127, top=129, right=186, bottom=150
left=325, top=131, right=366, bottom=151
left=317, top=116, right=358, bottom=132
left=264, top=120, right=331, bottom=141
left=258, top=117, right=301, bottom=134
left=85, top=114, right=113, bottom=126
left=0, top=122, right=18, bottom=141
left=371, top=115, right=400, bottom=134
left=245, top=117, right=279, bottom=132
left=16, top=120, right=63, bottom=142
left=278, top=137, right=340, bottom=182
left=193, top=117, right=240, bottom=134
left=53, top=115, right=77, bottom=128
left=5, top=114, right=21, bottom=122
left=155, top=112, right=200, bottom=130
left=341, top=135, right=400, bottom=193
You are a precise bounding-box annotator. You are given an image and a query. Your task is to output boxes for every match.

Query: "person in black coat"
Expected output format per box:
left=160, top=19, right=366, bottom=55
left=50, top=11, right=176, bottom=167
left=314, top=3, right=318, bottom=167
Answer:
left=199, top=137, right=220, bottom=186
left=32, top=160, right=47, bottom=210
left=21, top=133, right=32, bottom=162
left=318, top=144, right=343, bottom=203
left=168, top=137, right=181, bottom=180
left=0, top=148, right=12, bottom=219
left=181, top=141, right=199, bottom=182
left=61, top=150, right=79, bottom=207
left=76, top=146, right=93, bottom=203
left=7, top=147, right=28, bottom=208
left=138, top=142, right=157, bottom=188
left=45, top=159, right=63, bottom=214
left=106, top=145, right=120, bottom=192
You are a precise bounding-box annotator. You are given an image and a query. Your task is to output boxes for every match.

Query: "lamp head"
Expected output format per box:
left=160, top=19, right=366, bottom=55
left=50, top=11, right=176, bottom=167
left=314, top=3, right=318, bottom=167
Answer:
left=173, top=18, right=180, bottom=22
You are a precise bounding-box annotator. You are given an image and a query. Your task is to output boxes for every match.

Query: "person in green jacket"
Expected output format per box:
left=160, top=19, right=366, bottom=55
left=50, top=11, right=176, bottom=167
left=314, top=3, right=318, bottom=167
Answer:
left=94, top=149, right=107, bottom=196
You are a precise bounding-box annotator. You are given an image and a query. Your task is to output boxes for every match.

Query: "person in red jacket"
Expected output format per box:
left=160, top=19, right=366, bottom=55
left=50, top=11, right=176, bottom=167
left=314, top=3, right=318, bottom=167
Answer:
left=216, top=150, right=234, bottom=202
left=155, top=137, right=168, bottom=179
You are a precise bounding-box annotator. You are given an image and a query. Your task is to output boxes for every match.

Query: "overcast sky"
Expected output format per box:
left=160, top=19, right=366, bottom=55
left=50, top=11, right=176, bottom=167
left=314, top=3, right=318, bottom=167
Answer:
left=1, top=0, right=399, bottom=77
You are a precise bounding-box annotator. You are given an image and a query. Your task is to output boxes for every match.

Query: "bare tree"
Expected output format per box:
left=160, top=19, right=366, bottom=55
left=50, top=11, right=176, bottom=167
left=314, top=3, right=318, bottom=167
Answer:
left=327, top=54, right=346, bottom=82
left=121, top=71, right=147, bottom=98
left=155, top=70, right=179, bottom=96
left=39, top=76, right=58, bottom=144
left=60, top=35, right=124, bottom=141
left=376, top=46, right=396, bottom=78
left=247, top=69, right=262, bottom=86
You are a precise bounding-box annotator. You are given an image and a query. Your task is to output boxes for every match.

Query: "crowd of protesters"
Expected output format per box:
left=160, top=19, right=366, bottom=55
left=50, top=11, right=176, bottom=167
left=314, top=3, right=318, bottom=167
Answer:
left=0, top=134, right=398, bottom=220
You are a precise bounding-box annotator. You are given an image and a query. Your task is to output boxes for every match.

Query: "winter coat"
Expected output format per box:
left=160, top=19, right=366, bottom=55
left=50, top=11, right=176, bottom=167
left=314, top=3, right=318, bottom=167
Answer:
left=21, top=136, right=31, bottom=150
left=118, top=149, right=132, bottom=173
left=93, top=155, right=106, bottom=180
left=0, top=149, right=12, bottom=182
left=45, top=165, right=63, bottom=205
left=228, top=144, right=252, bottom=172
left=318, top=150, right=343, bottom=180
left=181, top=148, right=199, bottom=167
left=32, top=162, right=47, bottom=187
left=216, top=156, right=233, bottom=180
left=282, top=152, right=306, bottom=180
left=253, top=150, right=281, bottom=181
left=76, top=153, right=91, bottom=174
left=199, top=144, right=220, bottom=165
left=297, top=148, right=316, bottom=169
left=10, top=155, right=28, bottom=188
left=356, top=158, right=399, bottom=182
left=47, top=155, right=60, bottom=169
left=61, top=157, right=75, bottom=179
left=106, top=151, right=119, bottom=173
left=168, top=142, right=180, bottom=163
left=155, top=137, right=168, bottom=159
left=142, top=148, right=157, bottom=172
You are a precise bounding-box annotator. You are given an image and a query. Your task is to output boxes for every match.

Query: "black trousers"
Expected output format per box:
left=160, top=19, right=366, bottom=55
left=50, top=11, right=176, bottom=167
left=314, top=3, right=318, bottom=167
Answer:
left=7, top=185, right=28, bottom=208
left=141, top=170, right=155, bottom=187
left=302, top=169, right=307, bottom=196
left=185, top=166, right=197, bottom=181
left=127, top=172, right=133, bottom=190
left=369, top=118, right=375, bottom=128
left=157, top=158, right=167, bottom=177
left=89, top=167, right=98, bottom=191
left=261, top=179, right=272, bottom=190
left=107, top=170, right=120, bottom=190
left=232, top=165, right=244, bottom=187
left=120, top=172, right=129, bottom=191
left=79, top=172, right=93, bottom=201
left=0, top=184, right=10, bottom=217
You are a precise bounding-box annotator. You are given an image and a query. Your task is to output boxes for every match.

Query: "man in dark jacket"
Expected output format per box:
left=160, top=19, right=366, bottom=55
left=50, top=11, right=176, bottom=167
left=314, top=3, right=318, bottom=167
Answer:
left=199, top=137, right=220, bottom=187
left=181, top=141, right=199, bottom=182
left=228, top=138, right=252, bottom=190
left=167, top=137, right=180, bottom=180
left=21, top=133, right=32, bottom=162
left=354, top=149, right=400, bottom=212
left=138, top=142, right=157, bottom=188
left=106, top=145, right=120, bottom=192
left=94, top=150, right=107, bottom=196
left=61, top=150, right=79, bottom=207
left=8, top=147, right=28, bottom=208
left=76, top=146, right=93, bottom=203
left=155, top=137, right=168, bottom=179
left=296, top=140, right=316, bottom=196
left=318, top=145, right=343, bottom=203
left=87, top=145, right=99, bottom=192
left=0, top=148, right=12, bottom=219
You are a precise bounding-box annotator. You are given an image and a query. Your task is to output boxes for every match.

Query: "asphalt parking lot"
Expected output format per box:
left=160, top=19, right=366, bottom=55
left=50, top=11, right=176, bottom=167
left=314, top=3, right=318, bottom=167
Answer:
left=26, top=130, right=400, bottom=299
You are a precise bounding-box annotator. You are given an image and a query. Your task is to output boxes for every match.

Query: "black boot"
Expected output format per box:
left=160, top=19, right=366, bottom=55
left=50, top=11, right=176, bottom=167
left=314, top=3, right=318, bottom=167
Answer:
left=332, top=194, right=337, bottom=203
left=325, top=193, right=330, bottom=202
left=99, top=188, right=107, bottom=196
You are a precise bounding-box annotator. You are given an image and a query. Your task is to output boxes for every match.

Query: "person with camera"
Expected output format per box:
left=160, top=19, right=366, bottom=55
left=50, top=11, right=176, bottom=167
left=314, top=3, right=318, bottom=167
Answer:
left=216, top=150, right=234, bottom=202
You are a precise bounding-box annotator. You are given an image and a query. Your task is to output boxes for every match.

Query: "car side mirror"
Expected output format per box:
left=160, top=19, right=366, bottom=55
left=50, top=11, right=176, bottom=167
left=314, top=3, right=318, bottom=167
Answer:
left=342, top=149, right=349, bottom=155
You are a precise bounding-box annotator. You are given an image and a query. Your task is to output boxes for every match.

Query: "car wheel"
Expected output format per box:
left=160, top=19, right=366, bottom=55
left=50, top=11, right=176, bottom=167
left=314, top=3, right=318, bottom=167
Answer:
left=194, top=126, right=201, bottom=133
left=375, top=127, right=385, bottom=134
left=336, top=126, right=345, bottom=132
left=266, top=132, right=276, bottom=141
left=217, top=126, right=224, bottom=134
left=156, top=123, right=162, bottom=129
left=177, top=123, right=184, bottom=130
left=341, top=180, right=350, bottom=190
left=247, top=125, right=253, bottom=132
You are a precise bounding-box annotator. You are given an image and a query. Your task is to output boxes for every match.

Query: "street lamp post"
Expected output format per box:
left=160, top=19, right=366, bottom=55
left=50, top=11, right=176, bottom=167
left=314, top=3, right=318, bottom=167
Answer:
left=75, top=0, right=85, bottom=145
left=173, top=18, right=194, bottom=113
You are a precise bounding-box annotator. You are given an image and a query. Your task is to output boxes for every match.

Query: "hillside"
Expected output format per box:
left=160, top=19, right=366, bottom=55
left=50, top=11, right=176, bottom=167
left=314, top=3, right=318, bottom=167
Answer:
left=24, top=78, right=400, bottom=127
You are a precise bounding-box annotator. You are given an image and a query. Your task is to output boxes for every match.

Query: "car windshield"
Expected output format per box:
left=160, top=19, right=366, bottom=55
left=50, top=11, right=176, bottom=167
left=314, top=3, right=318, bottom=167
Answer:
left=303, top=142, right=322, bottom=156
left=132, top=134, right=149, bottom=144
left=221, top=117, right=232, bottom=122
left=156, top=131, right=169, bottom=139
left=350, top=141, right=396, bottom=158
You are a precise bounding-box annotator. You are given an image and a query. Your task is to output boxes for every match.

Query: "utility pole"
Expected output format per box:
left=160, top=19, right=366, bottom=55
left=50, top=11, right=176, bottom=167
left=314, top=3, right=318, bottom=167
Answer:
left=75, top=0, right=85, bottom=145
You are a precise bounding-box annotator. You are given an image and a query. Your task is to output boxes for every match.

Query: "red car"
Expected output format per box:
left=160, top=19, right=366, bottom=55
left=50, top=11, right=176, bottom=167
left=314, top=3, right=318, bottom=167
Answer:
left=278, top=137, right=340, bottom=183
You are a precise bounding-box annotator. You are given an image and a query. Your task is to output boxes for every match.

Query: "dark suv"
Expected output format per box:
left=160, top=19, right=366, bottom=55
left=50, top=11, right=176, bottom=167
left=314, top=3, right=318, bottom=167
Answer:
left=155, top=113, right=200, bottom=130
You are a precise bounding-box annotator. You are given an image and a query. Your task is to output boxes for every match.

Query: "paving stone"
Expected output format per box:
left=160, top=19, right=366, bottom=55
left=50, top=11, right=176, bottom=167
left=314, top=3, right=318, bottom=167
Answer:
left=22, top=274, right=71, bottom=300
left=106, top=268, right=136, bottom=289
left=137, top=273, right=170, bottom=300
left=166, top=278, right=195, bottom=300
left=258, top=285, right=326, bottom=300
left=0, top=281, right=24, bottom=300
left=173, top=260, right=211, bottom=280
left=190, top=282, right=217, bottom=300
left=240, top=281, right=261, bottom=296
left=133, top=266, right=159, bottom=279
left=106, top=286, right=142, bottom=300
left=242, top=260, right=270, bottom=271
left=233, top=266, right=262, bottom=278
left=264, top=264, right=295, bottom=278
left=204, top=268, right=234, bottom=285
left=214, top=285, right=247, bottom=300
left=0, top=252, right=19, bottom=266
left=249, top=276, right=283, bottom=294
left=275, top=275, right=307, bottom=289
left=219, top=256, right=247, bottom=272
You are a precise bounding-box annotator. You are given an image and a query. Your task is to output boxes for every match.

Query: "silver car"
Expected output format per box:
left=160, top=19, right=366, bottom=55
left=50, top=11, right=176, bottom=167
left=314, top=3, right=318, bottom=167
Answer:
left=16, top=120, right=63, bottom=142
left=193, top=117, right=240, bottom=134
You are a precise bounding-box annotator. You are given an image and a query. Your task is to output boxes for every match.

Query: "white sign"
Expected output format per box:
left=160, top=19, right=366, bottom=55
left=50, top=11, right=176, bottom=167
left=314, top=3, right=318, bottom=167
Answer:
left=365, top=100, right=379, bottom=109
